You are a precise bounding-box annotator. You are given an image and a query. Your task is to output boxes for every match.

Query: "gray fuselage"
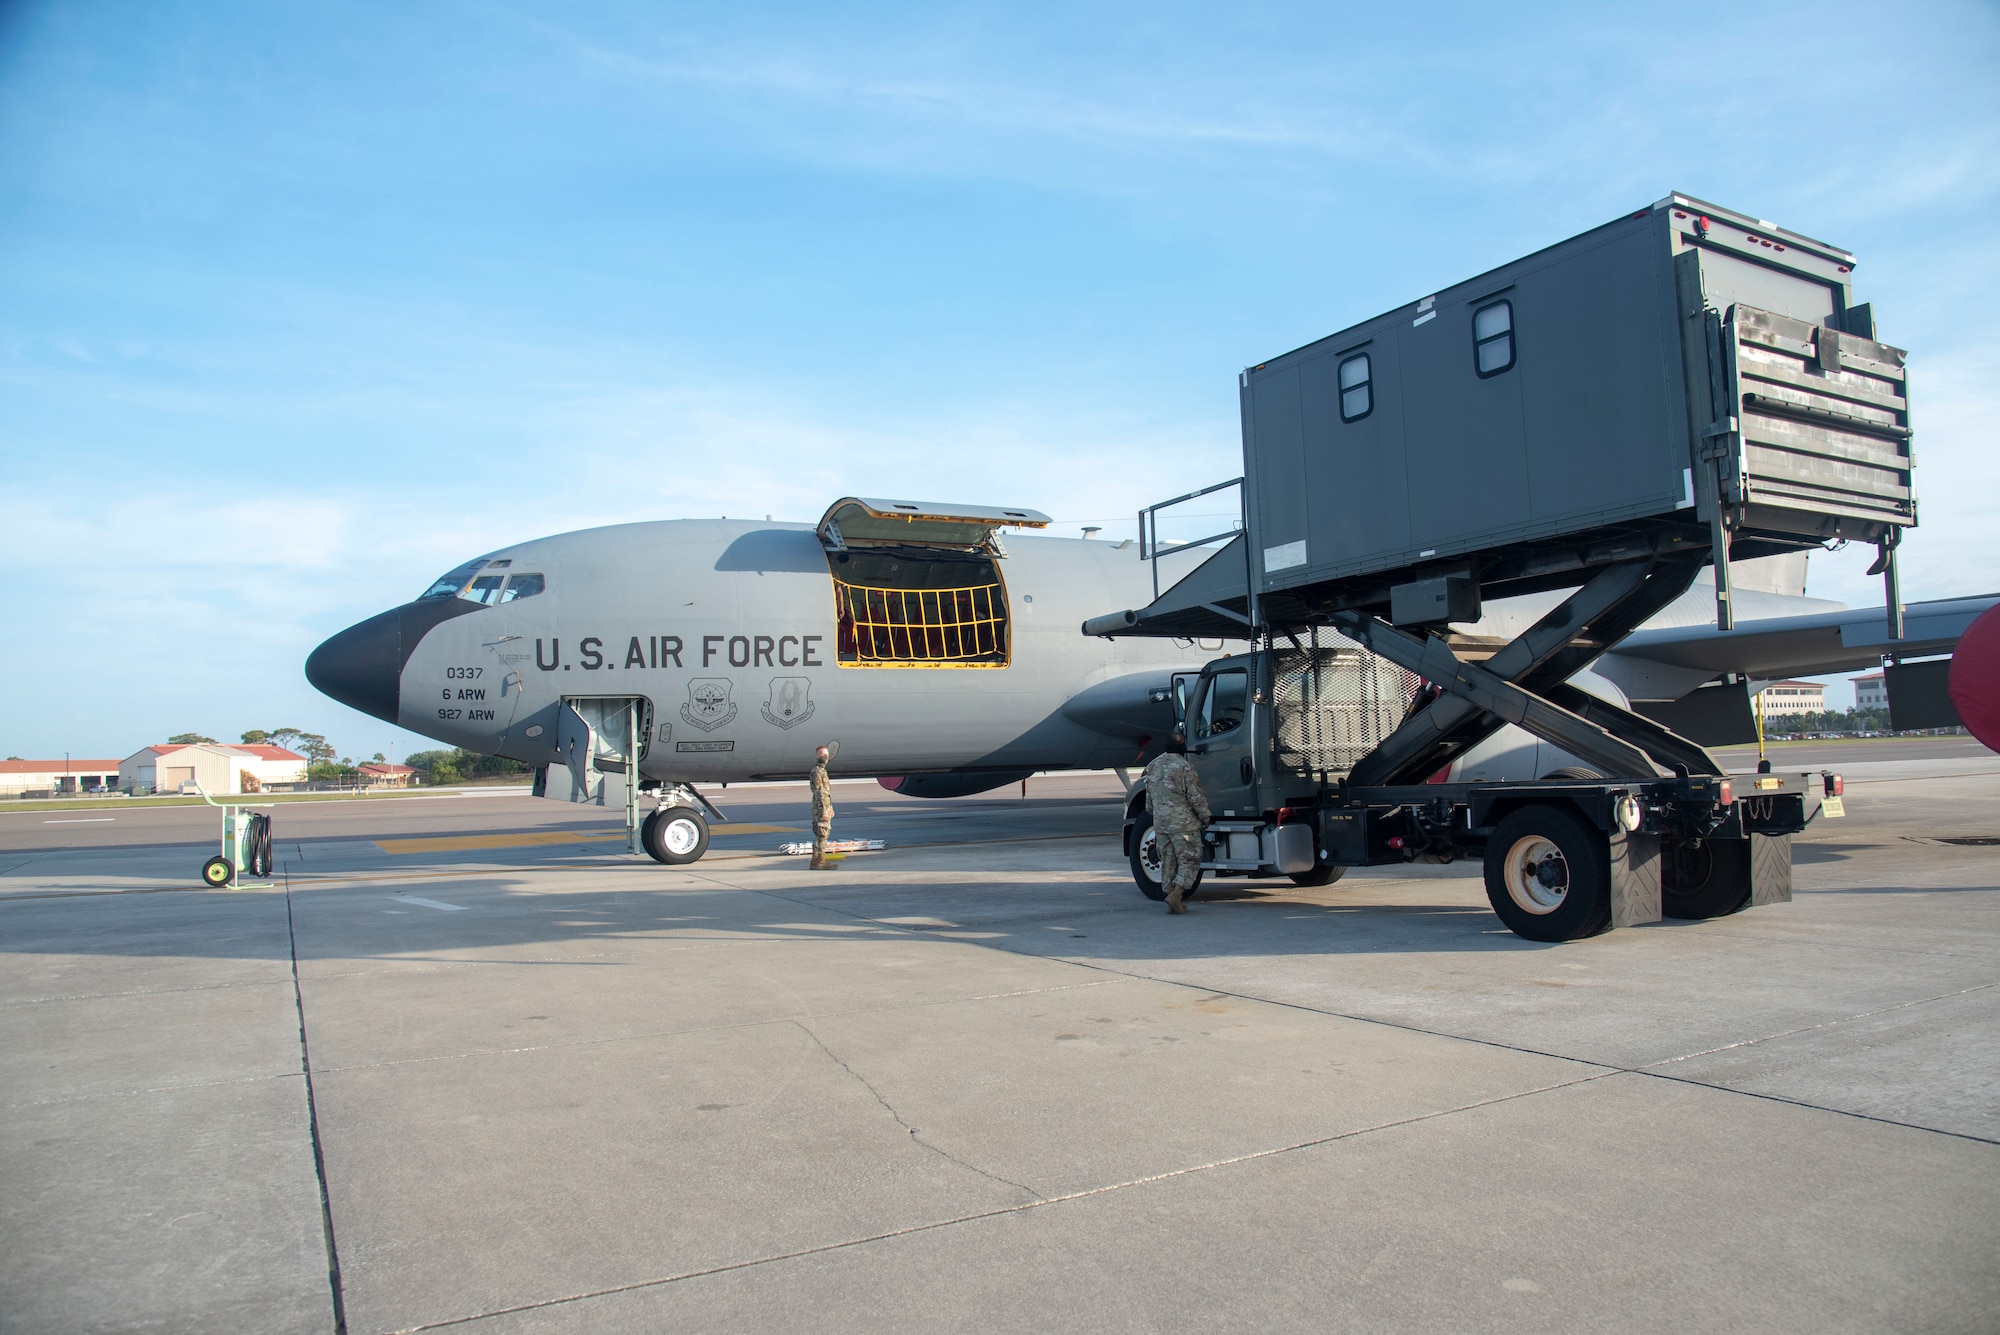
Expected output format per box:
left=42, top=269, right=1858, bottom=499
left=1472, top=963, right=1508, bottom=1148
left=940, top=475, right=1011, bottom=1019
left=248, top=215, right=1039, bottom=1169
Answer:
left=309, top=520, right=1213, bottom=784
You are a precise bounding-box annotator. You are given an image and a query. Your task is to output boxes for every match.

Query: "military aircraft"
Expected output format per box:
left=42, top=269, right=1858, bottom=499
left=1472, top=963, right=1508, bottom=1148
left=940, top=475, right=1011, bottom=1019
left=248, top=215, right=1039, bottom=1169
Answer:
left=306, top=496, right=1992, bottom=866
left=306, top=500, right=1213, bottom=861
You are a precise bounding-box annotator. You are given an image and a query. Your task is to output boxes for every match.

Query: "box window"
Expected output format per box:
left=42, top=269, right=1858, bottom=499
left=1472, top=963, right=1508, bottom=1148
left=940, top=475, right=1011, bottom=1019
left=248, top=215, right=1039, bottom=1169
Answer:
left=1474, top=300, right=1514, bottom=377
left=1338, top=353, right=1372, bottom=422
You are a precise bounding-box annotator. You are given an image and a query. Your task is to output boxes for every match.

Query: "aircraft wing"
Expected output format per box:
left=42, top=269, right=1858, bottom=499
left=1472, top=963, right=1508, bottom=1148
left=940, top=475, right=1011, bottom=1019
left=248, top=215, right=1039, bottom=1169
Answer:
left=1609, top=594, right=1997, bottom=682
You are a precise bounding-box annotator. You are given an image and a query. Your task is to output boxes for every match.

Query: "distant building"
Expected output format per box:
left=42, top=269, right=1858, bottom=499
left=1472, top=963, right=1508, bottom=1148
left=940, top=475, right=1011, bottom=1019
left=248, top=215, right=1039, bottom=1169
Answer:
left=357, top=762, right=418, bottom=787
left=118, top=743, right=308, bottom=795
left=231, top=745, right=311, bottom=789
left=0, top=759, right=125, bottom=798
left=1757, top=680, right=1827, bottom=718
left=1853, top=672, right=1888, bottom=710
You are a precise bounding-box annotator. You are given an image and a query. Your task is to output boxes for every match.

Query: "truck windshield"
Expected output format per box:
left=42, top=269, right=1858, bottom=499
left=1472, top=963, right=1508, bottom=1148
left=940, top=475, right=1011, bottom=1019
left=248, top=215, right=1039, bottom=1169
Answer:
left=1196, top=669, right=1248, bottom=738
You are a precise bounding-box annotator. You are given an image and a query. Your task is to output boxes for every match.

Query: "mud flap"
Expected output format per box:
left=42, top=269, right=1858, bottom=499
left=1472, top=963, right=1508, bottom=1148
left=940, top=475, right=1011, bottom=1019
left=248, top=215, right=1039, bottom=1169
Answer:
left=1610, top=830, right=1662, bottom=928
left=1751, top=833, right=1793, bottom=906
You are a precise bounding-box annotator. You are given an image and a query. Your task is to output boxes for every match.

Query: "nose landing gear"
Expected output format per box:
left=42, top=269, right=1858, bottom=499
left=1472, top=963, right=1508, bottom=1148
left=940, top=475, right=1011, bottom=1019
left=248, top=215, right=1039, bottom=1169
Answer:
left=641, top=805, right=711, bottom=864
left=639, top=784, right=724, bottom=865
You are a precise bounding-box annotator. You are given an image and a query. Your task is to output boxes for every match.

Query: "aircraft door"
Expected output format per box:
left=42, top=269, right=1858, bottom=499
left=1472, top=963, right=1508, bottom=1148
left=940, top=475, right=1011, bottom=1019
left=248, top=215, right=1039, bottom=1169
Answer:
left=1187, top=662, right=1259, bottom=819
left=548, top=697, right=650, bottom=806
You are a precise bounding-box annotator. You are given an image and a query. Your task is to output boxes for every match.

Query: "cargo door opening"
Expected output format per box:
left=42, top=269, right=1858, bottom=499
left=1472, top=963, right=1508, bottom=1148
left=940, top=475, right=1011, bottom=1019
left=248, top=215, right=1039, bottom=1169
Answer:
left=815, top=497, right=1050, bottom=669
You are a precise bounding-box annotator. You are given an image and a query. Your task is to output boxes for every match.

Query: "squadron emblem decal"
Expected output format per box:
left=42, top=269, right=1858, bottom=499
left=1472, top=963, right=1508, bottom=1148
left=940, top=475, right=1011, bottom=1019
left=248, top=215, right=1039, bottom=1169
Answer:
left=760, top=677, right=816, bottom=730
left=679, top=678, right=738, bottom=732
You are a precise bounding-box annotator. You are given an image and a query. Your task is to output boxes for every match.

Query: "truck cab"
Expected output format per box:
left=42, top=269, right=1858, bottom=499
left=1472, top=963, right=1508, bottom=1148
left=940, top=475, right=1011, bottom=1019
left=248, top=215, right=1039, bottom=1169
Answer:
left=1185, top=654, right=1257, bottom=817
left=1163, top=651, right=1325, bottom=882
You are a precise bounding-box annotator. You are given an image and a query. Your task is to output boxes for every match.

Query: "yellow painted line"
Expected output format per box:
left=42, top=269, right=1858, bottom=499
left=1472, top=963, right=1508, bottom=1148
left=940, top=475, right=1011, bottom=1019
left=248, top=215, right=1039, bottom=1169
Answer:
left=375, top=831, right=617, bottom=854
left=373, top=824, right=797, bottom=855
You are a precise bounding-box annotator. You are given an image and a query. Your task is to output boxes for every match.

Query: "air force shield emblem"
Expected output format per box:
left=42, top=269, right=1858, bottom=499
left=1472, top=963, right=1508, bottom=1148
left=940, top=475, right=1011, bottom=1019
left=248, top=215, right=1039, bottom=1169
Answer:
left=679, top=678, right=738, bottom=732
left=760, top=677, right=816, bottom=730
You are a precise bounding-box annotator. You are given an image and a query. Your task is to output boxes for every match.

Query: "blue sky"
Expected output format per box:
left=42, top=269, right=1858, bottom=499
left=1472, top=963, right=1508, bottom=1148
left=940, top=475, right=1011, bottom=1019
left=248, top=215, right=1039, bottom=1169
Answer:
left=4, top=1, right=1997, bottom=758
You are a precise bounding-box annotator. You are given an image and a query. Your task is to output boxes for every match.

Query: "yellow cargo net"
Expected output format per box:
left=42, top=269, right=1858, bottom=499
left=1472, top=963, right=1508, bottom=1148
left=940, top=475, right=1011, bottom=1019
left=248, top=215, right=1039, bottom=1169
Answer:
left=834, top=579, right=1009, bottom=667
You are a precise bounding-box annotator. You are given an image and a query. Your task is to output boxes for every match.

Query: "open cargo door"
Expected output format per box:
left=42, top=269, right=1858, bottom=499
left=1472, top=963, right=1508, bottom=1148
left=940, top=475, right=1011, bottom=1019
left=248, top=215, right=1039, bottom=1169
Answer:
left=1709, top=306, right=1912, bottom=538
left=1702, top=304, right=1914, bottom=631
left=817, top=498, right=1049, bottom=554
left=816, top=499, right=1049, bottom=669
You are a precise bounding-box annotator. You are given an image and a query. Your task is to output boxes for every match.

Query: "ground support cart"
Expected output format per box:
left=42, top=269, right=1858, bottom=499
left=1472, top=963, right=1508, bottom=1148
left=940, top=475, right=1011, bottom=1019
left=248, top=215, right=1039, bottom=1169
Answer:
left=194, top=787, right=277, bottom=889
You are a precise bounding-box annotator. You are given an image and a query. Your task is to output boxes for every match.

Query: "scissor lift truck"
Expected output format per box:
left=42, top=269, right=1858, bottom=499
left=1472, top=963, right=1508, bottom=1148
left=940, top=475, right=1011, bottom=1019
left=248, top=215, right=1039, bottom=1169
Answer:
left=1086, top=194, right=1898, bottom=941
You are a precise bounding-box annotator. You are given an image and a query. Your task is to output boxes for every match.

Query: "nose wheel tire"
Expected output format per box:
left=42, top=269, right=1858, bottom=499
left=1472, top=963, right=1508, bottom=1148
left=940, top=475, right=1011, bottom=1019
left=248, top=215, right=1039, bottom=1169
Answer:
left=642, top=806, right=710, bottom=865
left=201, top=856, right=234, bottom=887
left=1482, top=805, right=1611, bottom=942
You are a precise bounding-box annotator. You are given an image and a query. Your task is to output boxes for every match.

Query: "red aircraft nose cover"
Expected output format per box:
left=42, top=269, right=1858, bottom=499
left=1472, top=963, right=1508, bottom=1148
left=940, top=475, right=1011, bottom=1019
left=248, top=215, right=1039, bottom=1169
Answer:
left=1949, top=603, right=2000, bottom=754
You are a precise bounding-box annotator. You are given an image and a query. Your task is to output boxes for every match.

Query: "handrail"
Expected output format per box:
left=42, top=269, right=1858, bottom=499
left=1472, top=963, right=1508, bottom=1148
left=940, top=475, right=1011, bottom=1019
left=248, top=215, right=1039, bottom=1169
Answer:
left=190, top=783, right=276, bottom=810
left=1138, top=477, right=1245, bottom=601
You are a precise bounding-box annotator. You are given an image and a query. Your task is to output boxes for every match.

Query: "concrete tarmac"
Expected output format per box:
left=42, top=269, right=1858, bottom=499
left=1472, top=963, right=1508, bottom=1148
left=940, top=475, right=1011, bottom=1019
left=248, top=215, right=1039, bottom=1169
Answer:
left=2, top=749, right=1996, bottom=1332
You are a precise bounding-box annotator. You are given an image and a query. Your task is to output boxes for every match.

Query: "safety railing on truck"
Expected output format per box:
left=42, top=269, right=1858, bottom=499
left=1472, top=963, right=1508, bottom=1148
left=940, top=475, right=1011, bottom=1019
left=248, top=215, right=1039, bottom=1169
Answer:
left=1137, top=477, right=1245, bottom=602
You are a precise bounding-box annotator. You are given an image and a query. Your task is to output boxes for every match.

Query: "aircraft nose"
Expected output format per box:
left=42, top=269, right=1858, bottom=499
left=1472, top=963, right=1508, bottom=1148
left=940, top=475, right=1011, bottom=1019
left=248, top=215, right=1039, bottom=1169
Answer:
left=305, top=608, right=405, bottom=724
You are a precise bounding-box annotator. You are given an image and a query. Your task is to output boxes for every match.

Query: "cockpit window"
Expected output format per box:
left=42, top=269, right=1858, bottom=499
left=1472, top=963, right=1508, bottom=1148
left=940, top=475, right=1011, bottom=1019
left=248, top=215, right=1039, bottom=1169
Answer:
left=500, top=573, right=545, bottom=602
left=419, top=561, right=486, bottom=601
left=418, top=559, right=541, bottom=604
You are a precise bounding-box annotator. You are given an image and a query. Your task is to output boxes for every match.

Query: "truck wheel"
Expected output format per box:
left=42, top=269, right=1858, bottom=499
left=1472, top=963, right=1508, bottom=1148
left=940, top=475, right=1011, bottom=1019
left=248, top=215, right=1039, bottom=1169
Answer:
left=1662, top=838, right=1752, bottom=919
left=201, top=856, right=233, bottom=887
left=1482, top=805, right=1611, bottom=942
left=1129, top=812, right=1206, bottom=902
left=1129, top=812, right=1167, bottom=900
left=1288, top=863, right=1346, bottom=887
left=642, top=807, right=710, bottom=865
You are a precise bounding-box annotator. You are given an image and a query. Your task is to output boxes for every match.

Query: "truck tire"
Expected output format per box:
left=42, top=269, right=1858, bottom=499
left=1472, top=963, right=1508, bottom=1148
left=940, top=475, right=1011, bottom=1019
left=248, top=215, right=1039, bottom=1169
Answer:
left=642, top=806, right=710, bottom=865
left=1128, top=812, right=1201, bottom=902
left=1288, top=863, right=1347, bottom=887
left=1482, top=805, right=1612, bottom=942
left=1662, top=837, right=1753, bottom=919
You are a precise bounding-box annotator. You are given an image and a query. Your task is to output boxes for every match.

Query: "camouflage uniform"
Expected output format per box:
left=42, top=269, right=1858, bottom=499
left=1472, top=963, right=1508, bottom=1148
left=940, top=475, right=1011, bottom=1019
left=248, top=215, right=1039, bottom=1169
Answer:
left=1142, top=751, right=1211, bottom=913
left=809, top=758, right=834, bottom=869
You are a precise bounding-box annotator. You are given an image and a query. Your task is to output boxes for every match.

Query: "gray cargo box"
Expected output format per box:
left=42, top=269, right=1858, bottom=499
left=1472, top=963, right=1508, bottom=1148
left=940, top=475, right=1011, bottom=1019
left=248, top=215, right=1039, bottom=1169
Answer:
left=1240, top=193, right=1912, bottom=625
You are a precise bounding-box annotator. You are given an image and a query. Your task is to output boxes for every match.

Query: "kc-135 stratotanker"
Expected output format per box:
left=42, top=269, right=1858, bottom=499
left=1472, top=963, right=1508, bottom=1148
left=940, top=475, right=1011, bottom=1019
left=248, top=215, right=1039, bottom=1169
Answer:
left=308, top=194, right=1996, bottom=941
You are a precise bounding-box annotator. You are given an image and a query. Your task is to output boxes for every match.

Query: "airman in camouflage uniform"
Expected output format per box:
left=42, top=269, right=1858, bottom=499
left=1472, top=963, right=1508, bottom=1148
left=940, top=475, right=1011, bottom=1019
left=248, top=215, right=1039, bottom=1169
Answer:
left=1142, top=731, right=1211, bottom=914
left=809, top=746, right=835, bottom=870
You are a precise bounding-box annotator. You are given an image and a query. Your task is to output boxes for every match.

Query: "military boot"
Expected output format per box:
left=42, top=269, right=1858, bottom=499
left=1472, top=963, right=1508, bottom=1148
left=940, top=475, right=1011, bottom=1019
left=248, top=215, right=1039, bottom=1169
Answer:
left=1165, top=885, right=1187, bottom=914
